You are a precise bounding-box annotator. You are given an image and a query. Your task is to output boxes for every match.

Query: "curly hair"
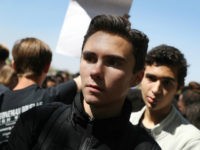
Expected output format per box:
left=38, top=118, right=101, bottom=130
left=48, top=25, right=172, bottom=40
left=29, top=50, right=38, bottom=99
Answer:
left=146, top=44, right=188, bottom=88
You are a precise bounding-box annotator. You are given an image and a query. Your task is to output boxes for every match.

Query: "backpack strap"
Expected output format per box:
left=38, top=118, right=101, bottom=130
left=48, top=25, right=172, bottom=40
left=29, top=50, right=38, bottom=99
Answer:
left=35, top=104, right=69, bottom=150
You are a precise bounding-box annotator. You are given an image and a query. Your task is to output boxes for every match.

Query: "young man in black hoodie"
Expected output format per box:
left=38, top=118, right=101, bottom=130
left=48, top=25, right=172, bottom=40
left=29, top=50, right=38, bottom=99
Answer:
left=6, top=15, right=161, bottom=150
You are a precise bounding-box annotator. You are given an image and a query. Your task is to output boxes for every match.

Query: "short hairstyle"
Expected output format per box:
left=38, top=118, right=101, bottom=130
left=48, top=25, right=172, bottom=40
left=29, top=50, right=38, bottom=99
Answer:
left=145, top=44, right=188, bottom=88
left=82, top=14, right=149, bottom=73
left=0, top=44, right=9, bottom=61
left=181, top=81, right=200, bottom=106
left=12, top=37, right=52, bottom=77
left=0, top=65, right=18, bottom=89
left=185, top=101, right=200, bottom=129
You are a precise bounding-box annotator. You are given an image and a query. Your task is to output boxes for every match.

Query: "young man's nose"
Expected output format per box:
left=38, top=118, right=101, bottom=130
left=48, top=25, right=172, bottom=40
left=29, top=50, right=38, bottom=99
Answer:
left=152, top=81, right=162, bottom=95
left=90, top=61, right=104, bottom=77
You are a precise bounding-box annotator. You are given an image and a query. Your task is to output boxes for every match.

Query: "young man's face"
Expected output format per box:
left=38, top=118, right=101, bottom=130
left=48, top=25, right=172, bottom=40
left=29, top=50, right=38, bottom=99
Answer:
left=141, top=64, right=178, bottom=112
left=80, top=31, right=138, bottom=108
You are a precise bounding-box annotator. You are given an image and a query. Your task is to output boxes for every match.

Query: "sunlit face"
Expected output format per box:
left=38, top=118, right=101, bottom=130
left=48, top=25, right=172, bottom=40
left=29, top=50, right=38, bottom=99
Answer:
left=80, top=31, right=137, bottom=108
left=141, top=64, right=178, bottom=112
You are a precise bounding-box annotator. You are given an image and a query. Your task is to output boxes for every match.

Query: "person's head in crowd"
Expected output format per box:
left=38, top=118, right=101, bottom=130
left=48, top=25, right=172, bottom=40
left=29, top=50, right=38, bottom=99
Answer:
left=42, top=75, right=57, bottom=88
left=0, top=44, right=9, bottom=70
left=141, top=44, right=188, bottom=113
left=177, top=81, right=200, bottom=116
left=56, top=70, right=71, bottom=82
left=185, top=100, right=200, bottom=129
left=188, top=81, right=200, bottom=89
left=80, top=14, right=149, bottom=118
left=130, top=45, right=200, bottom=150
left=55, top=72, right=65, bottom=84
left=82, top=17, right=148, bottom=74
left=0, top=65, right=18, bottom=90
left=12, top=37, right=52, bottom=87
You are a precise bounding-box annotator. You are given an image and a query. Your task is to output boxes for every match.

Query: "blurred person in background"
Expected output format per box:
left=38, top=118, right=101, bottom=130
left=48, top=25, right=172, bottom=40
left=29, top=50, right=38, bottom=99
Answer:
left=0, top=44, right=11, bottom=95
left=0, top=44, right=9, bottom=71
left=0, top=65, right=18, bottom=90
left=177, top=81, right=200, bottom=129
left=42, top=75, right=57, bottom=88
left=0, top=37, right=81, bottom=145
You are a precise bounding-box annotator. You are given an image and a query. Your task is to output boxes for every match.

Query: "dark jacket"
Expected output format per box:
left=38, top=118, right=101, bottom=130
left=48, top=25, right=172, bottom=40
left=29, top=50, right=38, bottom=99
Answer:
left=6, top=94, right=161, bottom=150
left=0, top=80, right=77, bottom=144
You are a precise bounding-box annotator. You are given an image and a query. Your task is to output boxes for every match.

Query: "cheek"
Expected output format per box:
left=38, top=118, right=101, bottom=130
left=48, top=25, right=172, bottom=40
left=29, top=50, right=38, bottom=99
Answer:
left=80, top=62, right=89, bottom=82
left=140, top=79, right=150, bottom=94
left=164, top=88, right=177, bottom=98
left=162, top=90, right=177, bottom=106
left=106, top=71, right=132, bottom=92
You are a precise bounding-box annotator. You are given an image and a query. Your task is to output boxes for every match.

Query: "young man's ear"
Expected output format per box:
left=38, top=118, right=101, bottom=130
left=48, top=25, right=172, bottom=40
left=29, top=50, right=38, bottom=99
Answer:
left=130, top=70, right=144, bottom=87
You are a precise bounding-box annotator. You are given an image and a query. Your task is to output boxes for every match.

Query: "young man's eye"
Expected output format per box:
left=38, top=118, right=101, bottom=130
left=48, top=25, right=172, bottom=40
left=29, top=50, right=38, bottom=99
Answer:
left=146, top=74, right=157, bottom=82
left=106, top=58, right=122, bottom=68
left=162, top=79, right=173, bottom=88
left=82, top=52, right=96, bottom=63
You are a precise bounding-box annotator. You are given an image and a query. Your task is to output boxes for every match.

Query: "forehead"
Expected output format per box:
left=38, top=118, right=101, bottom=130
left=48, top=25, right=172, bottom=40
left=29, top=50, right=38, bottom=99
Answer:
left=145, top=64, right=178, bottom=81
left=83, top=31, right=133, bottom=55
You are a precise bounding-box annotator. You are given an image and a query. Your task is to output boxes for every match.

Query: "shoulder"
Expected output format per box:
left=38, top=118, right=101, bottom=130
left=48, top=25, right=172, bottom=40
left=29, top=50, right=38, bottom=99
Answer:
left=168, top=109, right=200, bottom=148
left=10, top=103, right=70, bottom=140
left=20, top=102, right=67, bottom=122
left=0, top=84, right=9, bottom=98
left=176, top=123, right=200, bottom=139
left=13, top=102, right=70, bottom=133
left=7, top=102, right=70, bottom=149
left=0, top=84, right=9, bottom=92
left=175, top=124, right=200, bottom=149
left=127, top=123, right=161, bottom=150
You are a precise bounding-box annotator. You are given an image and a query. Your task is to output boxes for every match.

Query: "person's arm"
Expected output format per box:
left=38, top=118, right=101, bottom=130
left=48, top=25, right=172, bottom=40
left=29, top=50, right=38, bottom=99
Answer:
left=44, top=75, right=82, bottom=104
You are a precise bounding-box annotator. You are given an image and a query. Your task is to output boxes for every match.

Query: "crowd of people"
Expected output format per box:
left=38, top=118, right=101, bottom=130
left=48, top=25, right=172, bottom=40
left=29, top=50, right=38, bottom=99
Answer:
left=177, top=81, right=200, bottom=129
left=0, top=14, right=200, bottom=150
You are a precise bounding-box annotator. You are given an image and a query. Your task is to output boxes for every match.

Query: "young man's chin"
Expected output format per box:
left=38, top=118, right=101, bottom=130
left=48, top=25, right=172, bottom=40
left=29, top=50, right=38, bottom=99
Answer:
left=146, top=102, right=159, bottom=110
left=84, top=94, right=100, bottom=103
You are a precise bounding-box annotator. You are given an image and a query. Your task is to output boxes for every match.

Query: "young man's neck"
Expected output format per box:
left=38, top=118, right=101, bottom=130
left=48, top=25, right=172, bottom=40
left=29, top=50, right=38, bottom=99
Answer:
left=142, top=105, right=172, bottom=128
left=13, top=75, right=43, bottom=90
left=83, top=99, right=124, bottom=120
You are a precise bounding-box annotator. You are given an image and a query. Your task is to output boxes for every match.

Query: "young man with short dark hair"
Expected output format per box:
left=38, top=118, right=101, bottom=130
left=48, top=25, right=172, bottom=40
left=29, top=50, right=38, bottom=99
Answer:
left=6, top=15, right=161, bottom=150
left=130, top=44, right=200, bottom=149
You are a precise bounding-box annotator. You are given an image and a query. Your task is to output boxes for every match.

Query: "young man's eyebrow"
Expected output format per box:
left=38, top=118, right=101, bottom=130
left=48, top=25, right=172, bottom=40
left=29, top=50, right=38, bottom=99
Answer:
left=145, top=73, right=176, bottom=82
left=162, top=77, right=176, bottom=82
left=106, top=55, right=127, bottom=62
left=82, top=51, right=127, bottom=62
left=82, top=51, right=94, bottom=55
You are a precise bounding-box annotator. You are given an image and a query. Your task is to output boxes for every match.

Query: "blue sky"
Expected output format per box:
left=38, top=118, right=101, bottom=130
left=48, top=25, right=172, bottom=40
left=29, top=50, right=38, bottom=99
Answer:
left=0, top=0, right=199, bottom=84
